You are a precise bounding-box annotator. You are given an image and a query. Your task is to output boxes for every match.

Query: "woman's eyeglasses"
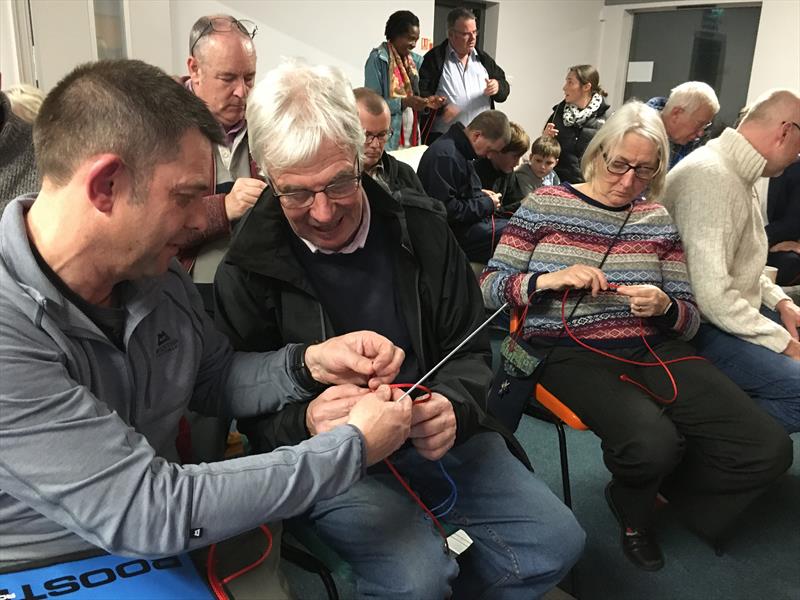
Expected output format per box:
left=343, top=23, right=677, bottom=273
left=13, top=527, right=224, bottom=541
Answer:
left=190, top=17, right=258, bottom=56
left=602, top=152, right=658, bottom=181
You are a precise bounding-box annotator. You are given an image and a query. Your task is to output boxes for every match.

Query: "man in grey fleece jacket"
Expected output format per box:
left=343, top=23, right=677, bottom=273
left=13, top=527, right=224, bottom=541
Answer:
left=0, top=59, right=412, bottom=570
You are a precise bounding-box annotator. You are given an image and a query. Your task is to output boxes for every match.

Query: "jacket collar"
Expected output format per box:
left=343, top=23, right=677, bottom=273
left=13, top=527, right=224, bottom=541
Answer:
left=446, top=122, right=479, bottom=161
left=0, top=197, right=167, bottom=339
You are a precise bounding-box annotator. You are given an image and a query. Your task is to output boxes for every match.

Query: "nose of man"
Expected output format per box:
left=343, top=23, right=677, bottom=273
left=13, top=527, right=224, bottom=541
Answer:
left=308, top=193, right=336, bottom=223
left=186, top=199, right=209, bottom=232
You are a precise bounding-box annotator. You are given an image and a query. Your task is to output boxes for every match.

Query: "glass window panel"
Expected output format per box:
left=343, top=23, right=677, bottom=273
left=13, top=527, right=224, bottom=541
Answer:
left=93, top=0, right=127, bottom=60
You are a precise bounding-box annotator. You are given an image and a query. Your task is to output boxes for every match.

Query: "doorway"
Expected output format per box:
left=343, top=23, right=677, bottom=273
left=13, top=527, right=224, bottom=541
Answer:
left=625, top=5, right=761, bottom=132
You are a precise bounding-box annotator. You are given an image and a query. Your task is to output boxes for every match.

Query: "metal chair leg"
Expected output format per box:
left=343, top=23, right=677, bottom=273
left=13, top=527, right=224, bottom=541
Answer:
left=554, top=421, right=572, bottom=509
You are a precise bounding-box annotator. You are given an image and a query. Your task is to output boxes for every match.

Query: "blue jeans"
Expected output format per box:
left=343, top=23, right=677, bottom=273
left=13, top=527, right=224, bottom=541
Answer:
left=300, top=432, right=585, bottom=600
left=692, top=309, right=800, bottom=432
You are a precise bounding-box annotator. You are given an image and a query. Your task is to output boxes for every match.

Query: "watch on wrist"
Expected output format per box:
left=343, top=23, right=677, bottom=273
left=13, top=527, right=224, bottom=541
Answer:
left=292, top=343, right=326, bottom=392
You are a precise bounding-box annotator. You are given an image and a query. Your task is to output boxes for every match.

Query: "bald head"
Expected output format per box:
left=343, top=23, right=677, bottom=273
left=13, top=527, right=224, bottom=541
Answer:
left=187, top=15, right=257, bottom=128
left=738, top=89, right=800, bottom=177
left=353, top=88, right=390, bottom=169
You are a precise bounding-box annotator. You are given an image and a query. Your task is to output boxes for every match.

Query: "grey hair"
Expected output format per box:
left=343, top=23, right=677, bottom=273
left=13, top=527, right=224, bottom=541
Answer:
left=663, top=81, right=720, bottom=116
left=246, top=59, right=364, bottom=176
left=447, top=7, right=476, bottom=30
left=581, top=101, right=670, bottom=201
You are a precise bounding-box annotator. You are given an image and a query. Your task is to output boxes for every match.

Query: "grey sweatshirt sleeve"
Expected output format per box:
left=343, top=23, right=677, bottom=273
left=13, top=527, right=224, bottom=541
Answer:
left=0, top=315, right=366, bottom=560
left=172, top=264, right=320, bottom=419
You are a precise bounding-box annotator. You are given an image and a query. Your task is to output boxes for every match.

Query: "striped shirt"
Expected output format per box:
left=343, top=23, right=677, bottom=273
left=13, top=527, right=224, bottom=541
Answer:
left=480, top=184, right=700, bottom=346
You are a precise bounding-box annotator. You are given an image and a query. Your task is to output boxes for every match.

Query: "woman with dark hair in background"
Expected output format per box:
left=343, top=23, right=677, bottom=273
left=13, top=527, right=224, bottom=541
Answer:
left=364, top=10, right=446, bottom=151
left=543, top=64, right=610, bottom=184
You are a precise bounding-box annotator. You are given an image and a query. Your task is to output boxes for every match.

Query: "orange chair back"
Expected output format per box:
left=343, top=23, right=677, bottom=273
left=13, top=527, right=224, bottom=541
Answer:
left=509, top=308, right=588, bottom=431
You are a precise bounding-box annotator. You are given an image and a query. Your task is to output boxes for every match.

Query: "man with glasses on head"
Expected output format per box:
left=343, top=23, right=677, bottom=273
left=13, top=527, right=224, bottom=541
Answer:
left=214, top=60, right=584, bottom=600
left=178, top=14, right=265, bottom=300
left=419, top=7, right=509, bottom=143
left=646, top=81, right=720, bottom=169
left=663, top=89, right=800, bottom=433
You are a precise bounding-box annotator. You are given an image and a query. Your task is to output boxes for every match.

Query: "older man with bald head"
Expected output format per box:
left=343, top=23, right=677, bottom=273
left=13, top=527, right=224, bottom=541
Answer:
left=663, top=89, right=800, bottom=432
left=179, top=15, right=266, bottom=293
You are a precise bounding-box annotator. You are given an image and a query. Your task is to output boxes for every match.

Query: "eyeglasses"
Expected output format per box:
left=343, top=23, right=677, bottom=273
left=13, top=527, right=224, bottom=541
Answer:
left=190, top=17, right=258, bottom=56
left=270, top=165, right=361, bottom=210
left=602, top=152, right=658, bottom=181
left=451, top=28, right=478, bottom=38
left=364, top=129, right=393, bottom=144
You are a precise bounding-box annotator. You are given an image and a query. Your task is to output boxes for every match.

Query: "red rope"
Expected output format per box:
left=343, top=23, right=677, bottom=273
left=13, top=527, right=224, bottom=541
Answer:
left=386, top=383, right=449, bottom=544
left=512, top=286, right=705, bottom=405
left=207, top=524, right=273, bottom=600
left=558, top=289, right=705, bottom=405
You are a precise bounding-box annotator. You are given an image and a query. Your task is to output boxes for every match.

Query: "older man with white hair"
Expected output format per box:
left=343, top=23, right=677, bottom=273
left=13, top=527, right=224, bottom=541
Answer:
left=662, top=89, right=800, bottom=433
left=647, top=81, right=720, bottom=168
left=215, top=59, right=585, bottom=600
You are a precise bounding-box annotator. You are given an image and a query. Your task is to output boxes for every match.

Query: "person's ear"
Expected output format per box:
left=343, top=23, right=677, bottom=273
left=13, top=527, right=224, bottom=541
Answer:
left=85, top=155, right=125, bottom=213
left=187, top=55, right=201, bottom=84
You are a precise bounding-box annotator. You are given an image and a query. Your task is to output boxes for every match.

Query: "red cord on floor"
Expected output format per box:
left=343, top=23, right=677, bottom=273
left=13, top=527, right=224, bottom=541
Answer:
left=207, top=524, right=273, bottom=600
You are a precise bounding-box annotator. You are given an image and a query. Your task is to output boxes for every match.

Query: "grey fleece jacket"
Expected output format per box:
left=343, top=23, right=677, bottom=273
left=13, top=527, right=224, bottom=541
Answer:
left=0, top=197, right=366, bottom=568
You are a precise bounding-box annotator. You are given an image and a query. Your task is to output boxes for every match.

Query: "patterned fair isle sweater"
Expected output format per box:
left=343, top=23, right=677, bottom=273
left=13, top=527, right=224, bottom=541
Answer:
left=480, top=184, right=700, bottom=346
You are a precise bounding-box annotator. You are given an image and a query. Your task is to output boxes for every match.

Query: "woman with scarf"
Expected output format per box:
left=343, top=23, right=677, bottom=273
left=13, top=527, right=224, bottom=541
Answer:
left=365, top=10, right=446, bottom=151
left=544, top=64, right=611, bottom=183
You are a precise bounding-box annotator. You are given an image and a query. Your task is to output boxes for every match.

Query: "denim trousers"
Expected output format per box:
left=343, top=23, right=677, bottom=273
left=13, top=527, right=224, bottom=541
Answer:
left=692, top=308, right=800, bottom=433
left=298, top=431, right=585, bottom=600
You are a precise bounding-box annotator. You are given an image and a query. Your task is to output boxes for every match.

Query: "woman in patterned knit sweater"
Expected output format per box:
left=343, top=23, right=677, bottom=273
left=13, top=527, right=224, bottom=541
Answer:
left=481, top=102, right=791, bottom=572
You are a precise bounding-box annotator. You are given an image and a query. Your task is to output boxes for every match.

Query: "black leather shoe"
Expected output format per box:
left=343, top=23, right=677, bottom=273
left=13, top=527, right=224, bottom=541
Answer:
left=605, top=482, right=665, bottom=571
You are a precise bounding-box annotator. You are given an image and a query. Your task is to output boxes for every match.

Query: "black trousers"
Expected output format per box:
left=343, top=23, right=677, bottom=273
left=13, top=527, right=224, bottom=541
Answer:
left=535, top=339, right=792, bottom=539
left=767, top=250, right=800, bottom=286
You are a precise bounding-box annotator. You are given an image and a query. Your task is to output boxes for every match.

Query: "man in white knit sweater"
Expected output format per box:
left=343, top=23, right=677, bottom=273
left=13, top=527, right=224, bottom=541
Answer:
left=662, top=89, right=800, bottom=433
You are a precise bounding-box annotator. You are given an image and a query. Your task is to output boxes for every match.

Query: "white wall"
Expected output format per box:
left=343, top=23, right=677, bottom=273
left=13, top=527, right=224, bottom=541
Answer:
left=168, top=0, right=434, bottom=87
left=747, top=0, right=800, bottom=101
left=492, top=0, right=605, bottom=143
left=29, top=0, right=93, bottom=91
left=127, top=0, right=173, bottom=74
left=1, top=0, right=20, bottom=85
left=598, top=0, right=800, bottom=110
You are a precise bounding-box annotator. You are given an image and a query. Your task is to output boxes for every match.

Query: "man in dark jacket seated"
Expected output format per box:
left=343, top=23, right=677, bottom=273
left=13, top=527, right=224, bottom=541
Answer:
left=353, top=87, right=426, bottom=196
left=417, top=109, right=510, bottom=263
left=214, top=60, right=585, bottom=600
left=766, top=160, right=800, bottom=286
